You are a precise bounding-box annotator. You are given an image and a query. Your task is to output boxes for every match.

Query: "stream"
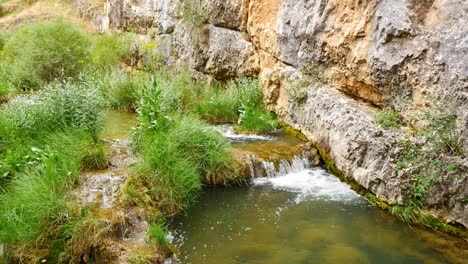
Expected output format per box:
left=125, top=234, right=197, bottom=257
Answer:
left=103, top=110, right=467, bottom=264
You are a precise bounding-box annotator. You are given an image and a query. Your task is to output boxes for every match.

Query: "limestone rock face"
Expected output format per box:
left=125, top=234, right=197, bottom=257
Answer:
left=75, top=0, right=468, bottom=228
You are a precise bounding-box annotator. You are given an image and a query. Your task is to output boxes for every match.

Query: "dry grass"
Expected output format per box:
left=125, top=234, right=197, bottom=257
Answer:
left=0, top=0, right=99, bottom=32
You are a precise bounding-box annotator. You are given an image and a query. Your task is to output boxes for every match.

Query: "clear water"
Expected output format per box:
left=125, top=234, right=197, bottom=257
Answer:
left=171, top=169, right=467, bottom=264
left=101, top=109, right=137, bottom=140
left=99, top=113, right=467, bottom=263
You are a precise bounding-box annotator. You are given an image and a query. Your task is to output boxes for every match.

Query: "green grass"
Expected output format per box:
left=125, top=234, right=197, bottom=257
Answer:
left=126, top=81, right=239, bottom=217
left=0, top=130, right=105, bottom=245
left=147, top=223, right=170, bottom=250
left=107, top=71, right=143, bottom=112
left=237, top=106, right=279, bottom=133
left=376, top=108, right=401, bottom=128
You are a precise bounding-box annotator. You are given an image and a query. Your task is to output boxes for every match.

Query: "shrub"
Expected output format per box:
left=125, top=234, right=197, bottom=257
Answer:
left=287, top=81, right=308, bottom=102
left=4, top=19, right=91, bottom=90
left=90, top=33, right=132, bottom=70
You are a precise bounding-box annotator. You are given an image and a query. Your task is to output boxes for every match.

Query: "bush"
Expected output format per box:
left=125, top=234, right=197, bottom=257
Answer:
left=90, top=33, right=132, bottom=70
left=4, top=19, right=91, bottom=90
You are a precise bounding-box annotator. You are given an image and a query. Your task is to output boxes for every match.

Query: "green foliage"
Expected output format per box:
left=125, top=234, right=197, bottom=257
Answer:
left=1, top=81, right=105, bottom=140
left=107, top=71, right=142, bottom=112
left=140, top=41, right=162, bottom=72
left=195, top=77, right=278, bottom=133
left=178, top=0, right=209, bottom=27
left=90, top=33, right=132, bottom=70
left=287, top=81, right=308, bottom=102
left=128, top=81, right=238, bottom=216
left=0, top=31, right=5, bottom=51
left=376, top=108, right=401, bottom=128
left=80, top=143, right=108, bottom=171
left=287, top=63, right=325, bottom=102
left=390, top=201, right=426, bottom=225
left=394, top=108, right=463, bottom=225
left=147, top=223, right=170, bottom=250
left=237, top=106, right=279, bottom=133
left=0, top=130, right=102, bottom=245
left=0, top=82, right=105, bottom=184
left=4, top=19, right=91, bottom=90
left=301, top=63, right=326, bottom=85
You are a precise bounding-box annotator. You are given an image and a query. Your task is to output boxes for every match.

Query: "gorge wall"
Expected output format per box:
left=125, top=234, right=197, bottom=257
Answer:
left=75, top=0, right=468, bottom=229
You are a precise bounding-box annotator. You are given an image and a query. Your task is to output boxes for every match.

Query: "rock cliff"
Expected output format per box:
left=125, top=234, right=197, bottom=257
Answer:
left=74, top=0, right=468, bottom=229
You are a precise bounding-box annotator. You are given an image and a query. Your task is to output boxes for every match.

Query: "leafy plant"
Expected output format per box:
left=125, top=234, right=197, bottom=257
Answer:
left=394, top=108, right=463, bottom=224
left=128, top=81, right=238, bottom=216
left=1, top=81, right=105, bottom=141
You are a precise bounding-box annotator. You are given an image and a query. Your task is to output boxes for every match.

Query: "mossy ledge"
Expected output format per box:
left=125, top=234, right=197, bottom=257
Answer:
left=280, top=122, right=467, bottom=240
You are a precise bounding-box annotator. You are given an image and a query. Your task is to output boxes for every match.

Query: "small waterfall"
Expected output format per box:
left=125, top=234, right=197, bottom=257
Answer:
left=244, top=155, right=310, bottom=179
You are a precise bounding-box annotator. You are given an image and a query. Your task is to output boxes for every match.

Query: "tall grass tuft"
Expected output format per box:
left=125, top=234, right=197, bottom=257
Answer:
left=0, top=130, right=104, bottom=245
left=127, top=81, right=238, bottom=216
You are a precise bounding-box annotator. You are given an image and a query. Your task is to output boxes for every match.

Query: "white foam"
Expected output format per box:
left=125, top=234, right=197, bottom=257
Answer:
left=213, top=125, right=274, bottom=142
left=253, top=168, right=359, bottom=203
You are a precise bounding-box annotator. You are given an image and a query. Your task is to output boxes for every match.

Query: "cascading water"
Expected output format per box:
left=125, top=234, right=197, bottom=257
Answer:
left=167, top=126, right=467, bottom=264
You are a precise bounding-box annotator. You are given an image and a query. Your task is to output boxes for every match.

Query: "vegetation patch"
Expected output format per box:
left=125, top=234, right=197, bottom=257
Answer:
left=376, top=108, right=402, bottom=128
left=3, top=19, right=91, bottom=90
left=287, top=63, right=326, bottom=102
left=127, top=81, right=239, bottom=218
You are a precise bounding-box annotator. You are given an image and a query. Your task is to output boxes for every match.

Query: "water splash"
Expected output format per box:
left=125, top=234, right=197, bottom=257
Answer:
left=213, top=125, right=274, bottom=142
left=253, top=167, right=359, bottom=203
left=247, top=155, right=359, bottom=203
